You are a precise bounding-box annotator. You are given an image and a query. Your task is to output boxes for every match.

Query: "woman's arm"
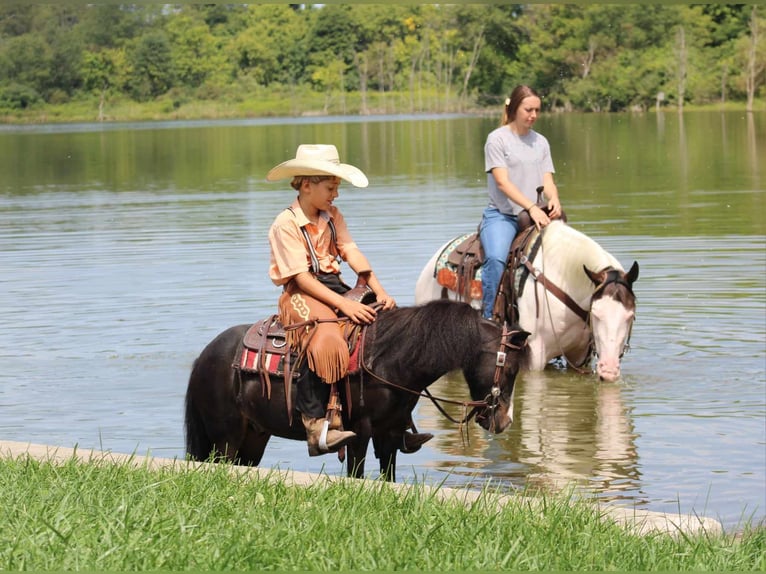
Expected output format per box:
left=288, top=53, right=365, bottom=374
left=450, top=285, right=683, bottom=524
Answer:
left=492, top=167, right=551, bottom=228
left=542, top=172, right=562, bottom=218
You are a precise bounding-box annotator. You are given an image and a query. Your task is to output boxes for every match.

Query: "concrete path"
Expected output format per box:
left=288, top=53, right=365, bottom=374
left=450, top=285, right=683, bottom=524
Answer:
left=0, top=440, right=722, bottom=537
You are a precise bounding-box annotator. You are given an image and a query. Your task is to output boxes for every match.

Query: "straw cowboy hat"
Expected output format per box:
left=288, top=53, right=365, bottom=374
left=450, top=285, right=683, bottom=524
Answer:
left=266, top=144, right=368, bottom=188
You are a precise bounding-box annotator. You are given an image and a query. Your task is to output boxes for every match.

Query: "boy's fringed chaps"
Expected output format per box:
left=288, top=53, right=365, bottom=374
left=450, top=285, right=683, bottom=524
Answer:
left=278, top=284, right=349, bottom=384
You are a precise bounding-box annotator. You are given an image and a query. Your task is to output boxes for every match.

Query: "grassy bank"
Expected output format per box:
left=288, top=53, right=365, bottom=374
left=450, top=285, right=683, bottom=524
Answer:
left=0, top=455, right=763, bottom=571
left=0, top=89, right=483, bottom=125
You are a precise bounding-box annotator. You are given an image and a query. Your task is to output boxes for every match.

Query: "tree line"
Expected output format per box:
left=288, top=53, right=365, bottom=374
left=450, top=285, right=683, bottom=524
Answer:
left=0, top=4, right=763, bottom=118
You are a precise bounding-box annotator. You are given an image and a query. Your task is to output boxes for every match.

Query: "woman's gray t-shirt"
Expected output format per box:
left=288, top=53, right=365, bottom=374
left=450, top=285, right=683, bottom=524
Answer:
left=484, top=125, right=555, bottom=216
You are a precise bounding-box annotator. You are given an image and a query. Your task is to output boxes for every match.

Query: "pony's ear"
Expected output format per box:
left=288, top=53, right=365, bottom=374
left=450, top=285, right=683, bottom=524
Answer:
left=509, top=328, right=530, bottom=349
left=583, top=265, right=601, bottom=286
left=626, top=261, right=639, bottom=285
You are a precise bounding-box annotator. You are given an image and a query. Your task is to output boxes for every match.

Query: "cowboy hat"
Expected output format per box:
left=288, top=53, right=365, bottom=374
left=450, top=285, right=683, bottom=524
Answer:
left=266, top=144, right=368, bottom=188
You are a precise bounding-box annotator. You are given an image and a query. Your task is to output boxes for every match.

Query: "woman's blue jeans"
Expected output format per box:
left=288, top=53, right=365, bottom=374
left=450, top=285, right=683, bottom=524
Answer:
left=479, top=207, right=519, bottom=319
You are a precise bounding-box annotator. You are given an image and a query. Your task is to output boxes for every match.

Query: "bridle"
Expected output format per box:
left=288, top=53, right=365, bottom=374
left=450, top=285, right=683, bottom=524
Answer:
left=532, top=257, right=636, bottom=371
left=587, top=270, right=637, bottom=360
left=475, top=322, right=528, bottom=432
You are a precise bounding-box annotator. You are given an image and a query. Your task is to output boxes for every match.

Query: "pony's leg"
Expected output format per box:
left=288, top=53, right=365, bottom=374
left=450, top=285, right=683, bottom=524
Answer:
left=346, top=416, right=372, bottom=479
left=235, top=427, right=271, bottom=466
left=373, top=435, right=399, bottom=482
left=345, top=438, right=369, bottom=479
left=204, top=416, right=249, bottom=463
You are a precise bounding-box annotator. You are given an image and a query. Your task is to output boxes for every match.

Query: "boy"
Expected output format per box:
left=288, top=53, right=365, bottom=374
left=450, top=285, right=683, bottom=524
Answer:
left=267, top=144, right=430, bottom=456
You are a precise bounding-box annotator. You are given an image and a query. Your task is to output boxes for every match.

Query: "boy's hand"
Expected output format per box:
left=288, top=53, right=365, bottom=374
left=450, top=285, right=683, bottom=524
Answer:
left=338, top=299, right=377, bottom=324
left=374, top=290, right=396, bottom=310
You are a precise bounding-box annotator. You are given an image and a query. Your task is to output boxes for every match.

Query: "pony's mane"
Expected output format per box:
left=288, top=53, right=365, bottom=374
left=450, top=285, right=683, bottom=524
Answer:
left=537, top=221, right=622, bottom=299
left=369, top=299, right=484, bottom=368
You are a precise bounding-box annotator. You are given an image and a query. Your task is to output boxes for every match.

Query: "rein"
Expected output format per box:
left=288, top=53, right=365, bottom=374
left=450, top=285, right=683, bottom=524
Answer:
left=359, top=356, right=488, bottom=426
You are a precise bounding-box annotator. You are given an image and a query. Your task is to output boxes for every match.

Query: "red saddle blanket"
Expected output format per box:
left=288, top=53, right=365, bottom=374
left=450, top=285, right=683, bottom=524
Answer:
left=238, top=315, right=296, bottom=378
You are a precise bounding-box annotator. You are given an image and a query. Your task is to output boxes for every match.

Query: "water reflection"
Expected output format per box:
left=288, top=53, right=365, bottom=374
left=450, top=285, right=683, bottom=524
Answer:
left=416, top=370, right=640, bottom=502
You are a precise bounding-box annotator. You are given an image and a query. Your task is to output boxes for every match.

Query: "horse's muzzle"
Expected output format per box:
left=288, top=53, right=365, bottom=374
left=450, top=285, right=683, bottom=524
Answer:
left=596, top=357, right=621, bottom=382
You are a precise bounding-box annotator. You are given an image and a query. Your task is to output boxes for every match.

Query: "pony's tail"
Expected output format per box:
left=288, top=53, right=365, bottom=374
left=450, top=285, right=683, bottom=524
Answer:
left=184, top=358, right=213, bottom=461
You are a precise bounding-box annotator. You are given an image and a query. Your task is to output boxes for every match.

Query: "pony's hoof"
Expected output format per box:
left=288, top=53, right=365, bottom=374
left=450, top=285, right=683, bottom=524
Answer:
left=401, top=431, right=434, bottom=454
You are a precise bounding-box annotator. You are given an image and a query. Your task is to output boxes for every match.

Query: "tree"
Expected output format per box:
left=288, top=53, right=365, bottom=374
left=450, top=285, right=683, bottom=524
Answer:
left=166, top=11, right=228, bottom=90
left=230, top=4, right=306, bottom=87
left=127, top=31, right=175, bottom=101
left=743, top=5, right=765, bottom=111
left=0, top=34, right=52, bottom=99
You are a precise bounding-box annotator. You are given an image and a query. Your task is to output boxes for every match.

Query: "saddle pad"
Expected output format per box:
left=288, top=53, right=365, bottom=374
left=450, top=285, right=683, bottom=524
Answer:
left=239, top=346, right=298, bottom=378
left=435, top=233, right=483, bottom=300
left=239, top=317, right=298, bottom=378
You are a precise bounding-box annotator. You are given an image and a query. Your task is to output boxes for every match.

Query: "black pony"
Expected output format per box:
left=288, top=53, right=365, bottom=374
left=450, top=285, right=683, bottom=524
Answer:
left=185, top=299, right=529, bottom=481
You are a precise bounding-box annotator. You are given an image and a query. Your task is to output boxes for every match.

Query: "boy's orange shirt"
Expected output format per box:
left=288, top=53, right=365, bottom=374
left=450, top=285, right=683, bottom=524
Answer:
left=268, top=199, right=358, bottom=286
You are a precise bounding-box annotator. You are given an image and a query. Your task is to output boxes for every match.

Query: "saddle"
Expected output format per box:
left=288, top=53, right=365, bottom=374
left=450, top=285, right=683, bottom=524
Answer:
left=491, top=227, right=541, bottom=325
left=235, top=284, right=374, bottom=412
left=239, top=315, right=297, bottom=383
left=446, top=231, right=483, bottom=302
left=437, top=188, right=568, bottom=305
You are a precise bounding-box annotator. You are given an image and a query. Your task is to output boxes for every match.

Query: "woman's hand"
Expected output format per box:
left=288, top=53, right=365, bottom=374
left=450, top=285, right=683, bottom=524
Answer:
left=529, top=204, right=551, bottom=229
left=546, top=197, right=562, bottom=219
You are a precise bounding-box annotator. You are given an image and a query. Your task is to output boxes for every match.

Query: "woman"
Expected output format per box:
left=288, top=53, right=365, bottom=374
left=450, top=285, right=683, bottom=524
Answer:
left=479, top=85, right=563, bottom=319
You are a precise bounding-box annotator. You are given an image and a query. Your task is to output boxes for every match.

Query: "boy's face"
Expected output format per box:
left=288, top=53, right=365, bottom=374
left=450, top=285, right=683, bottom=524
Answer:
left=304, top=176, right=341, bottom=212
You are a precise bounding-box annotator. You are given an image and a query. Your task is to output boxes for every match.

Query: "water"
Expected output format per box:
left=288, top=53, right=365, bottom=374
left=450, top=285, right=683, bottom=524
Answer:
left=0, top=112, right=763, bottom=531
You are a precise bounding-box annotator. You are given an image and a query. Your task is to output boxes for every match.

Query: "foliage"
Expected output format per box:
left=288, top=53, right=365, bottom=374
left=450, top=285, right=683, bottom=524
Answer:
left=0, top=4, right=762, bottom=115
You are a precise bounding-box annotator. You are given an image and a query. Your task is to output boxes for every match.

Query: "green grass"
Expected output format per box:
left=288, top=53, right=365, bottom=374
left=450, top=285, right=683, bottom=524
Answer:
left=0, top=456, right=763, bottom=571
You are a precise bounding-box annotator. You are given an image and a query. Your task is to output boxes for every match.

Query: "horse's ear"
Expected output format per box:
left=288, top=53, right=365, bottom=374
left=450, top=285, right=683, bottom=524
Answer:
left=626, top=261, right=639, bottom=285
left=583, top=265, right=600, bottom=286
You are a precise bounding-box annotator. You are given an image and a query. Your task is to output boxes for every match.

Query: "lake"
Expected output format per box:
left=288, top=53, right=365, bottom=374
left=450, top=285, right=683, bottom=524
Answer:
left=0, top=111, right=763, bottom=531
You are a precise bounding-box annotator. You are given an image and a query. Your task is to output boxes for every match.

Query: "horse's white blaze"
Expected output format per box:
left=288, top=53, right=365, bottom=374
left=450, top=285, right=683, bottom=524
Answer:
left=590, top=296, right=635, bottom=382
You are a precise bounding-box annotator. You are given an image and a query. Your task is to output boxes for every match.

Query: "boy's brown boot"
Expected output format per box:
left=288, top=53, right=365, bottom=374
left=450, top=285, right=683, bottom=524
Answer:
left=302, top=414, right=356, bottom=457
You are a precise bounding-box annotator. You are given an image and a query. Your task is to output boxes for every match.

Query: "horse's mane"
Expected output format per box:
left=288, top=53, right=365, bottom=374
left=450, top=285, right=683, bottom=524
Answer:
left=368, top=299, right=484, bottom=369
left=536, top=221, right=622, bottom=299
